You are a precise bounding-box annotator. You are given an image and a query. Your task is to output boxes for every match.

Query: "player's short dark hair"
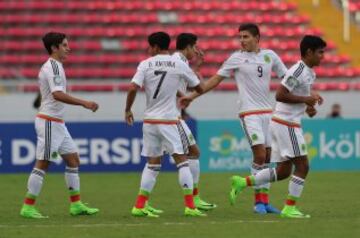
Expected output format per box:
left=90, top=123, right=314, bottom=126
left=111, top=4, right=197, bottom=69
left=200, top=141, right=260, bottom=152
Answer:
left=300, top=35, right=327, bottom=57
left=148, top=32, right=171, bottom=50
left=238, top=23, right=260, bottom=37
left=42, top=32, right=67, bottom=55
left=176, top=33, right=198, bottom=50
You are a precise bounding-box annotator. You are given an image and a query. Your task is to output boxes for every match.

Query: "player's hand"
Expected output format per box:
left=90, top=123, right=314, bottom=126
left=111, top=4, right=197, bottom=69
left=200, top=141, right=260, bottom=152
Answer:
left=304, top=95, right=319, bottom=107
left=311, top=91, right=324, bottom=105
left=306, top=105, right=317, bottom=117
left=125, top=110, right=134, bottom=125
left=178, top=96, right=193, bottom=109
left=193, top=47, right=205, bottom=69
left=83, top=101, right=99, bottom=112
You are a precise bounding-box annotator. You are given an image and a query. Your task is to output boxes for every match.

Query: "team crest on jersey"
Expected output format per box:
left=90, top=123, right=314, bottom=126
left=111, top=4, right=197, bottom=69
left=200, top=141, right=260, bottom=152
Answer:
left=264, top=55, right=271, bottom=63
left=51, top=152, right=58, bottom=159
left=189, top=134, right=195, bottom=143
left=53, top=75, right=62, bottom=86
left=285, top=76, right=298, bottom=88
left=301, top=144, right=307, bottom=153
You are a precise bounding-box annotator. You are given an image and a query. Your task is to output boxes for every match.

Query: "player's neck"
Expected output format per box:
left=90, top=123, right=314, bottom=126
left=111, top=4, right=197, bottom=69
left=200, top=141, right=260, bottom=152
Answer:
left=178, top=50, right=189, bottom=60
left=301, top=58, right=313, bottom=68
left=244, top=47, right=260, bottom=53
left=50, top=55, right=63, bottom=64
left=157, top=50, right=170, bottom=55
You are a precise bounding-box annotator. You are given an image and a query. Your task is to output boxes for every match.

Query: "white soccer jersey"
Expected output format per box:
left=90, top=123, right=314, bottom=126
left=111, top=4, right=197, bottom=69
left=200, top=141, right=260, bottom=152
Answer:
left=131, top=54, right=200, bottom=121
left=172, top=52, right=189, bottom=95
left=172, top=52, right=190, bottom=116
left=273, top=60, right=316, bottom=125
left=217, top=49, right=287, bottom=116
left=38, top=58, right=67, bottom=119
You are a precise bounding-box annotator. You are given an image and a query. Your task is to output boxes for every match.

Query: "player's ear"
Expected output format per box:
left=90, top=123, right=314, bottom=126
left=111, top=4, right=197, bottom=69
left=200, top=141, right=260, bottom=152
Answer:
left=306, top=48, right=313, bottom=58
left=51, top=45, right=58, bottom=54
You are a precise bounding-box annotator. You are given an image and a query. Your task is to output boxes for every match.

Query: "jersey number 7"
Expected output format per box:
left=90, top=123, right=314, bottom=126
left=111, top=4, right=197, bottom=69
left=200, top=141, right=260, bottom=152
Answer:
left=153, top=70, right=167, bottom=99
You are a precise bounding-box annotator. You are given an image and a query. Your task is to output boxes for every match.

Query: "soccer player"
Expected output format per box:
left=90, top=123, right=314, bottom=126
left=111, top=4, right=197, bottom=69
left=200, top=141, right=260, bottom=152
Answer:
left=125, top=32, right=206, bottom=217
left=181, top=23, right=287, bottom=214
left=172, top=33, right=216, bottom=210
left=229, top=35, right=326, bottom=218
left=20, top=32, right=100, bottom=218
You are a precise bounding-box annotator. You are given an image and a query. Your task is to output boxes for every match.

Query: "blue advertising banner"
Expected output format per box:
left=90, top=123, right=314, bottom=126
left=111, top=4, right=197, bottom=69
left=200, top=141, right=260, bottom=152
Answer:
left=302, top=119, right=360, bottom=170
left=197, top=119, right=360, bottom=172
left=0, top=120, right=196, bottom=173
left=197, top=120, right=252, bottom=172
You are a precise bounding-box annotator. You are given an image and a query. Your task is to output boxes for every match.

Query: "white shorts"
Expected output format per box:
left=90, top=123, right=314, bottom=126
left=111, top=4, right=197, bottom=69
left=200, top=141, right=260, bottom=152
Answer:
left=35, top=117, right=78, bottom=161
left=179, top=119, right=196, bottom=146
left=239, top=113, right=271, bottom=147
left=270, top=120, right=307, bottom=162
left=141, top=122, right=189, bottom=157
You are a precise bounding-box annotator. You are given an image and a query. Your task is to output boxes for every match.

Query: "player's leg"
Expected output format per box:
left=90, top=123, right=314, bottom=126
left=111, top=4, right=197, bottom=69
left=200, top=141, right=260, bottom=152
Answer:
left=257, top=114, right=280, bottom=213
left=165, top=122, right=205, bottom=216
left=280, top=156, right=310, bottom=218
left=250, top=144, right=268, bottom=213
left=132, top=156, right=163, bottom=217
left=20, top=160, right=50, bottom=218
left=60, top=125, right=98, bottom=216
left=280, top=126, right=310, bottom=218
left=180, top=119, right=216, bottom=210
left=172, top=153, right=205, bottom=217
left=61, top=152, right=99, bottom=216
left=188, top=144, right=216, bottom=210
left=239, top=115, right=278, bottom=213
left=281, top=158, right=310, bottom=218
left=20, top=118, right=52, bottom=219
left=131, top=123, right=161, bottom=217
left=230, top=120, right=292, bottom=206
left=230, top=159, right=292, bottom=205
left=260, top=147, right=280, bottom=214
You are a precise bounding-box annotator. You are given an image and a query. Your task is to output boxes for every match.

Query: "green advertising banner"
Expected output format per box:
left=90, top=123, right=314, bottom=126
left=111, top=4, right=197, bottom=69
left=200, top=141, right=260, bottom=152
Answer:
left=198, top=119, right=360, bottom=172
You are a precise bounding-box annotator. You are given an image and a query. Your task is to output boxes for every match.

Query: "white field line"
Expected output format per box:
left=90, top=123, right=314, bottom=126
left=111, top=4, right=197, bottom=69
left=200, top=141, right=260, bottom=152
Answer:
left=0, top=219, right=279, bottom=228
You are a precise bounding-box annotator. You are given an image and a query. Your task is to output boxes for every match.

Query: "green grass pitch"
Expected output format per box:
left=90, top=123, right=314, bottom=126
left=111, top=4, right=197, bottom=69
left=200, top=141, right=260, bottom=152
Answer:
left=0, top=172, right=359, bottom=238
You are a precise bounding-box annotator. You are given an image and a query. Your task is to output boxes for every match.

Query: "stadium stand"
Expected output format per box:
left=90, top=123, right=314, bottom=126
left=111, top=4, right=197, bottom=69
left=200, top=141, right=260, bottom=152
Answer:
left=336, top=0, right=360, bottom=24
left=1, top=0, right=360, bottom=85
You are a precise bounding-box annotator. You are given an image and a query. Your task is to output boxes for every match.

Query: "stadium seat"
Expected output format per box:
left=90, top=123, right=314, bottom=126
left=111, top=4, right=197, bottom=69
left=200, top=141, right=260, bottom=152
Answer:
left=0, top=0, right=358, bottom=82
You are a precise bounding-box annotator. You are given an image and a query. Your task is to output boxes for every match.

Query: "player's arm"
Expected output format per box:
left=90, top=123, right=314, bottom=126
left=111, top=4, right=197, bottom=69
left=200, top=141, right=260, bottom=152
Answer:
left=179, top=74, right=223, bottom=108
left=191, top=81, right=205, bottom=95
left=125, top=62, right=145, bottom=125
left=305, top=105, right=317, bottom=117
left=188, top=74, right=225, bottom=100
left=125, top=83, right=140, bottom=126
left=276, top=85, right=319, bottom=106
left=52, top=91, right=98, bottom=112
left=192, top=47, right=204, bottom=79
left=271, top=50, right=288, bottom=79
left=311, top=90, right=324, bottom=105
left=177, top=90, right=185, bottom=98
left=276, top=73, right=320, bottom=106
left=187, top=51, right=236, bottom=101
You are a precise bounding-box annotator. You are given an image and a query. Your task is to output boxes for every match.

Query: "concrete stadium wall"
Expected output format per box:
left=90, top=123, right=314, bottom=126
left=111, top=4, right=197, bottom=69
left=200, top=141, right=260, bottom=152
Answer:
left=0, top=91, right=359, bottom=122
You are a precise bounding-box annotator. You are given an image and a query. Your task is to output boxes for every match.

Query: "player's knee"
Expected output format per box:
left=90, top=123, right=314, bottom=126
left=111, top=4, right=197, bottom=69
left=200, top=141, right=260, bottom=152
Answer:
left=276, top=167, right=292, bottom=180
left=66, top=157, right=80, bottom=167
left=189, top=150, right=200, bottom=160
left=294, top=160, right=309, bottom=177
left=35, top=160, right=50, bottom=171
left=275, top=161, right=292, bottom=180
left=253, top=154, right=266, bottom=165
left=188, top=145, right=200, bottom=159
